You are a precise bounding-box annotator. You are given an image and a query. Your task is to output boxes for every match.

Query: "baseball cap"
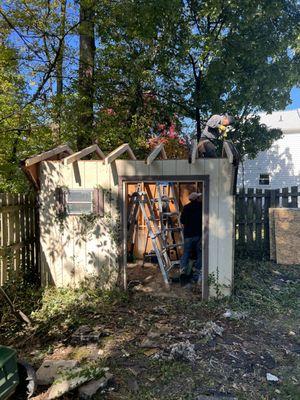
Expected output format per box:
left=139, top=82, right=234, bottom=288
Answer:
left=189, top=192, right=202, bottom=201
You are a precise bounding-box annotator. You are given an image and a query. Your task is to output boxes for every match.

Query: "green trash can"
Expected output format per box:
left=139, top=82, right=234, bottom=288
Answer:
left=0, top=346, right=19, bottom=400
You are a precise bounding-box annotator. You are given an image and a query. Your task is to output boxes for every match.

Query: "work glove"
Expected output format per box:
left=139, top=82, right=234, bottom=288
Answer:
left=218, top=124, right=226, bottom=132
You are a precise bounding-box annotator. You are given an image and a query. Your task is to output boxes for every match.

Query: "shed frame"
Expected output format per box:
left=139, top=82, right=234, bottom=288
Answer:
left=21, top=141, right=239, bottom=299
left=119, top=174, right=210, bottom=299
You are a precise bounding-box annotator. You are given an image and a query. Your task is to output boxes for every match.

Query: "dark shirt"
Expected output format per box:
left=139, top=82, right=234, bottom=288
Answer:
left=180, top=200, right=202, bottom=238
left=201, top=114, right=223, bottom=140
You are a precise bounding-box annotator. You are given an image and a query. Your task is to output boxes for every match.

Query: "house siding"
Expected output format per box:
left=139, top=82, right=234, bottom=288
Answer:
left=238, top=110, right=300, bottom=189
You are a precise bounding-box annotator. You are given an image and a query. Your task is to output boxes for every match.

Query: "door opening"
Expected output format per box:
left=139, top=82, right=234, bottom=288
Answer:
left=121, top=178, right=208, bottom=298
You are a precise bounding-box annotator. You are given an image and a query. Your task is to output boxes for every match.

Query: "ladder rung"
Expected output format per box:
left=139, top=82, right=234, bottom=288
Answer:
left=162, top=212, right=179, bottom=216
left=171, top=261, right=181, bottom=266
left=166, top=243, right=184, bottom=249
left=164, top=227, right=182, bottom=232
left=151, top=197, right=175, bottom=202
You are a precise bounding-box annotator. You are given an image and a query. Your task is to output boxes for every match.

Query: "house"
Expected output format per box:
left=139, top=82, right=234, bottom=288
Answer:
left=21, top=141, right=239, bottom=299
left=237, top=109, right=300, bottom=189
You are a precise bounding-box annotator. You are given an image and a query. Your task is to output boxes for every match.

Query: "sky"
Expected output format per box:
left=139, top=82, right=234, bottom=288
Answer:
left=286, top=87, right=300, bottom=110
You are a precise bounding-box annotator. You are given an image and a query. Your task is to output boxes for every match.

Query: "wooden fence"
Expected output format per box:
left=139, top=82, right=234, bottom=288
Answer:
left=235, top=186, right=300, bottom=259
left=0, top=193, right=39, bottom=286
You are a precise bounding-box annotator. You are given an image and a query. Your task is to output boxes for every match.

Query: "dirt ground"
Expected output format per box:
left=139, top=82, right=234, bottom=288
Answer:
left=1, top=260, right=299, bottom=400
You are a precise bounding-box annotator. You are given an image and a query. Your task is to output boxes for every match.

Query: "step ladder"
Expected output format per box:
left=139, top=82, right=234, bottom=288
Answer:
left=155, top=182, right=184, bottom=252
left=144, top=182, right=184, bottom=262
left=136, top=191, right=180, bottom=289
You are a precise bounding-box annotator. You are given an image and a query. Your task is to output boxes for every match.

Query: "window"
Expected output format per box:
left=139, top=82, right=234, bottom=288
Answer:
left=67, top=189, right=93, bottom=214
left=259, top=174, right=270, bottom=185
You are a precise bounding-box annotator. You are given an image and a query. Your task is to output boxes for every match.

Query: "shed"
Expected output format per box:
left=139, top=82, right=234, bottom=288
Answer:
left=21, top=141, right=239, bottom=299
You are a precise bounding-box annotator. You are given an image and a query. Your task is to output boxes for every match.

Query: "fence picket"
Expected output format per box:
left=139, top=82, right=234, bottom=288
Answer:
left=0, top=193, right=38, bottom=286
left=291, top=186, right=298, bottom=208
left=236, top=186, right=299, bottom=259
left=282, top=187, right=289, bottom=207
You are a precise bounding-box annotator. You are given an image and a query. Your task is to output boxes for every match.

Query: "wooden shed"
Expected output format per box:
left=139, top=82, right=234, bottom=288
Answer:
left=22, top=141, right=239, bottom=299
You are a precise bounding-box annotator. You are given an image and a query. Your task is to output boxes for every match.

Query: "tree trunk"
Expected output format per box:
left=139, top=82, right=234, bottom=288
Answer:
left=195, top=107, right=201, bottom=142
left=195, top=75, right=201, bottom=141
left=77, top=0, right=95, bottom=149
left=56, top=0, right=67, bottom=138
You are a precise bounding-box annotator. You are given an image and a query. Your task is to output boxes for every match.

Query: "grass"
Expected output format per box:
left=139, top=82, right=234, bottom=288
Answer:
left=0, top=259, right=299, bottom=399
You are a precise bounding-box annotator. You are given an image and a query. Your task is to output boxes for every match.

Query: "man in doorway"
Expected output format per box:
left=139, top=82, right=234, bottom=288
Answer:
left=180, top=192, right=202, bottom=285
left=198, top=114, right=235, bottom=158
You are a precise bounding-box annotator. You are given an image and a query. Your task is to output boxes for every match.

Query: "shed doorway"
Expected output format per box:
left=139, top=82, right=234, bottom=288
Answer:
left=121, top=177, right=209, bottom=298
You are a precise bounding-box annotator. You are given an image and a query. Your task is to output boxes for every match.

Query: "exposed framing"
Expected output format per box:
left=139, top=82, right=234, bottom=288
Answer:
left=104, top=144, right=136, bottom=165
left=118, top=175, right=210, bottom=300
left=20, top=144, right=73, bottom=189
left=146, top=143, right=167, bottom=165
left=63, top=144, right=105, bottom=165
left=24, top=144, right=73, bottom=167
left=191, top=139, right=199, bottom=164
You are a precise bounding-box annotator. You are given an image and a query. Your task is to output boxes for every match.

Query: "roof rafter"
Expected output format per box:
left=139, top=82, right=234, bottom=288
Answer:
left=146, top=143, right=167, bottom=165
left=104, top=144, right=136, bottom=165
left=63, top=144, right=105, bottom=165
left=24, top=144, right=73, bottom=167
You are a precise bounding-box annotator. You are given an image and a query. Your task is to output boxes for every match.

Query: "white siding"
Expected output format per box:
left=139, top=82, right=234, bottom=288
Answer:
left=39, top=159, right=235, bottom=297
left=238, top=109, right=300, bottom=189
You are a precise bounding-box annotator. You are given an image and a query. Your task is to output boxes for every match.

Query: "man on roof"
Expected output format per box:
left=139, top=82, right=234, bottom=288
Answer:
left=198, top=114, right=235, bottom=158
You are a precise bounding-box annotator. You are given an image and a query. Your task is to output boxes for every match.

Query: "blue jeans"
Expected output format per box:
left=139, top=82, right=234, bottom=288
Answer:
left=180, top=236, right=202, bottom=282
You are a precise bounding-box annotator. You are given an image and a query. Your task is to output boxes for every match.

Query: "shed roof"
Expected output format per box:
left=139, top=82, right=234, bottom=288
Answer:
left=21, top=141, right=239, bottom=190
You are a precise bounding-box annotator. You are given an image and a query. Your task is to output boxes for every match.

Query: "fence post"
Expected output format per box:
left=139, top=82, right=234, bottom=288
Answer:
left=290, top=186, right=298, bottom=208
left=255, top=188, right=263, bottom=247
left=246, top=188, right=254, bottom=244
left=237, top=188, right=245, bottom=245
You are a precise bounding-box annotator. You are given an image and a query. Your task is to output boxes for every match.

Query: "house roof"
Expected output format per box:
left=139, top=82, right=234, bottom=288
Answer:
left=259, top=109, right=300, bottom=133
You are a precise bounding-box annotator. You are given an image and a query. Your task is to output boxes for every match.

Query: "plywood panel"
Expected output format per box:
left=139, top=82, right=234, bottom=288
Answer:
left=162, top=160, right=177, bottom=175
left=204, top=159, right=219, bottom=288
left=274, top=208, right=300, bottom=265
left=135, top=161, right=150, bottom=176
left=72, top=161, right=85, bottom=188
left=190, top=159, right=205, bottom=175
left=149, top=160, right=163, bottom=176
left=175, top=160, right=191, bottom=175
left=39, top=162, right=64, bottom=286
left=115, top=160, right=136, bottom=177
left=217, top=159, right=234, bottom=293
left=84, top=161, right=98, bottom=187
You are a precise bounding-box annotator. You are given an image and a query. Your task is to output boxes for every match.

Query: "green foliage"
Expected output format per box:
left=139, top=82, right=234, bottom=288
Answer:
left=0, top=0, right=299, bottom=190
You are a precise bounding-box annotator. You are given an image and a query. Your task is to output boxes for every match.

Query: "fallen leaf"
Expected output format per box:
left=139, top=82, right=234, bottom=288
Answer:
left=144, top=348, right=159, bottom=356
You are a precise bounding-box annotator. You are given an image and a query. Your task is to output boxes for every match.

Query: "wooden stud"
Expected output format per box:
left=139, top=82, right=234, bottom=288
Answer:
left=146, top=143, right=167, bottom=165
left=63, top=144, right=105, bottom=165
left=104, top=143, right=136, bottom=165
left=191, top=139, right=198, bottom=164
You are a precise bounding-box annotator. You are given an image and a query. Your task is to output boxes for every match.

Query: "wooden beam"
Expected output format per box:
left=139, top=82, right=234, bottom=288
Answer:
left=104, top=143, right=136, bottom=165
left=146, top=143, right=167, bottom=165
left=191, top=139, right=198, bottom=164
left=25, top=144, right=73, bottom=167
left=63, top=144, right=105, bottom=165
left=222, top=140, right=240, bottom=165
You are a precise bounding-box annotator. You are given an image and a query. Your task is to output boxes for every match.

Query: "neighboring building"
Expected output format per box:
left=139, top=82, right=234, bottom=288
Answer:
left=238, top=109, right=300, bottom=189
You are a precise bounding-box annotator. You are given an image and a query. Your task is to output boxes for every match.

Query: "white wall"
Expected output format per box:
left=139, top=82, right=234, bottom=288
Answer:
left=38, top=159, right=235, bottom=298
left=238, top=109, right=300, bottom=189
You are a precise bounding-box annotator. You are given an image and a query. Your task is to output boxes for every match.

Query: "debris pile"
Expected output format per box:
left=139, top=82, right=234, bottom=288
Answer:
left=153, top=340, right=197, bottom=363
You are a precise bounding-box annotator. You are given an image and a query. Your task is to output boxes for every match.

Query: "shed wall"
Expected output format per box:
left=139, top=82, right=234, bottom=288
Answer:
left=39, top=158, right=234, bottom=296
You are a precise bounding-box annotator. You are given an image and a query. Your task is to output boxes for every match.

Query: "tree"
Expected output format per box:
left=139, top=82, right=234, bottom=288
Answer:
left=77, top=0, right=96, bottom=149
left=160, top=0, right=300, bottom=147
